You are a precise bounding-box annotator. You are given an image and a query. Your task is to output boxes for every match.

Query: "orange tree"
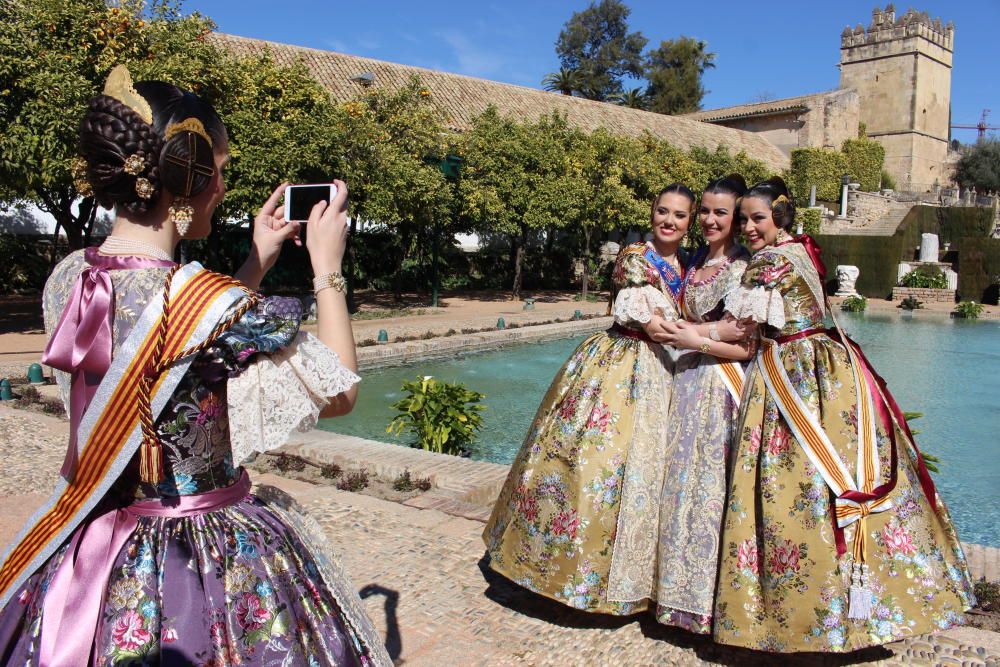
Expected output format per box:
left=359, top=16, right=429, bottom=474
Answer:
left=0, top=0, right=223, bottom=248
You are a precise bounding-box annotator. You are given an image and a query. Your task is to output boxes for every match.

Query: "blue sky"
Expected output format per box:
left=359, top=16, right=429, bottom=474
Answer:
left=186, top=0, right=998, bottom=142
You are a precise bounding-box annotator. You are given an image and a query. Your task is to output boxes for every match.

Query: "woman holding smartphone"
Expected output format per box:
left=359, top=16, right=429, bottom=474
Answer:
left=0, top=67, right=389, bottom=666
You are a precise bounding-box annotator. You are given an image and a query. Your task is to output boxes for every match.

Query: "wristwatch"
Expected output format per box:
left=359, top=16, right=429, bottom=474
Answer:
left=709, top=323, right=721, bottom=342
left=699, top=338, right=712, bottom=354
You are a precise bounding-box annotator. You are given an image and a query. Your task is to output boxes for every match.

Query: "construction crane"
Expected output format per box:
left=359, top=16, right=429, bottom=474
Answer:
left=951, top=109, right=1000, bottom=140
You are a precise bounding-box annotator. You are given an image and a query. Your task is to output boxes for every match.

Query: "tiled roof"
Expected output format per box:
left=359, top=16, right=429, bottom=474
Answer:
left=683, top=92, right=833, bottom=123
left=211, top=33, right=788, bottom=171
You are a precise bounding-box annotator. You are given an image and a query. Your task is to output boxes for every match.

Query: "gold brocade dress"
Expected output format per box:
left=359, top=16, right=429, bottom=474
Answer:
left=714, top=241, right=974, bottom=652
left=483, top=243, right=680, bottom=614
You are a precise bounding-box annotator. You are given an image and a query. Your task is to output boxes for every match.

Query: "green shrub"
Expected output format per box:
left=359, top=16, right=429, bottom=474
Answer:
left=789, top=147, right=847, bottom=202
left=880, top=170, right=896, bottom=190
left=953, top=300, right=985, bottom=319
left=840, top=295, right=867, bottom=312
left=0, top=234, right=51, bottom=293
left=974, top=578, right=1000, bottom=612
left=898, top=296, right=924, bottom=310
left=903, top=412, right=939, bottom=472
left=387, top=376, right=485, bottom=456
left=900, top=267, right=947, bottom=289
left=842, top=136, right=886, bottom=193
left=392, top=470, right=432, bottom=492
left=337, top=469, right=370, bottom=492
left=798, top=208, right=822, bottom=236
left=320, top=463, right=342, bottom=479
left=272, top=453, right=306, bottom=473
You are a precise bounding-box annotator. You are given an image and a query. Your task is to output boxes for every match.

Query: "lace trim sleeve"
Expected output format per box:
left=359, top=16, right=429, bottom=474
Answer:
left=724, top=285, right=786, bottom=329
left=613, top=284, right=676, bottom=326
left=226, top=332, right=360, bottom=465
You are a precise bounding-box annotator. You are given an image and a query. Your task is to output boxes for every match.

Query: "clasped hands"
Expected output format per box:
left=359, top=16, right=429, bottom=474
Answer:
left=644, top=315, right=750, bottom=349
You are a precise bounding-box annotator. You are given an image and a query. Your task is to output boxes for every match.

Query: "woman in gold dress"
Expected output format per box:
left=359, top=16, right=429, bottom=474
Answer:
left=714, top=177, right=975, bottom=652
left=483, top=185, right=693, bottom=614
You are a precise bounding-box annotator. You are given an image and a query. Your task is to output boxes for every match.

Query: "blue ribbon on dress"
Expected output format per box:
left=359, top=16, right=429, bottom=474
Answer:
left=643, top=247, right=684, bottom=296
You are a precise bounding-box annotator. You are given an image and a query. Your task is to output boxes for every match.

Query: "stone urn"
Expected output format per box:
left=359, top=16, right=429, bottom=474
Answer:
left=834, top=265, right=861, bottom=297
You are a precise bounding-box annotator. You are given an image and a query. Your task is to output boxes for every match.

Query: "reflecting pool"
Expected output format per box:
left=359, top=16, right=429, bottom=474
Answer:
left=320, top=314, right=1000, bottom=546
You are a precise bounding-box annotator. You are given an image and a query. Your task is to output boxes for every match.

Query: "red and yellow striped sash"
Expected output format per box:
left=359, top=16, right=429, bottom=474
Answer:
left=757, top=336, right=891, bottom=539
left=713, top=358, right=745, bottom=404
left=0, top=268, right=244, bottom=599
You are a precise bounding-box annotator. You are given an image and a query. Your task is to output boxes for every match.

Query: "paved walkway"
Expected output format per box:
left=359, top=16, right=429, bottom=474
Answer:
left=0, top=406, right=998, bottom=665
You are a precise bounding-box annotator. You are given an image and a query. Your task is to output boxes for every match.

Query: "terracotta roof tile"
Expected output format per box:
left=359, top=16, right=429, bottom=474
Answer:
left=682, top=91, right=837, bottom=123
left=211, top=33, right=789, bottom=171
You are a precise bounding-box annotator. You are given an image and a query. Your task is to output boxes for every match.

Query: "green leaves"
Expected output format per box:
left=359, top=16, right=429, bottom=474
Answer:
left=645, top=37, right=716, bottom=115
left=386, top=376, right=485, bottom=456
left=955, top=139, right=1000, bottom=194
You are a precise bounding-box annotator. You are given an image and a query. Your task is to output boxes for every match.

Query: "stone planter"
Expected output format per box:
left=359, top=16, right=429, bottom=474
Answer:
left=891, top=286, right=956, bottom=303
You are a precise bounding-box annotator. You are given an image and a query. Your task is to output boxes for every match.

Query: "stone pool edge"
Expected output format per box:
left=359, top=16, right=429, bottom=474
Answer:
left=356, top=316, right=612, bottom=370
left=278, top=428, right=1000, bottom=583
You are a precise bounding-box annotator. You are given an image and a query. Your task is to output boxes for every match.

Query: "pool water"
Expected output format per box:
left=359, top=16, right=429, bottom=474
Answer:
left=320, top=314, right=1000, bottom=547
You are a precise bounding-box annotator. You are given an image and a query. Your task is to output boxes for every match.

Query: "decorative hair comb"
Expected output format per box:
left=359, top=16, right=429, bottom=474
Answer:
left=103, top=65, right=153, bottom=125
left=772, top=194, right=790, bottom=208
left=164, top=117, right=214, bottom=148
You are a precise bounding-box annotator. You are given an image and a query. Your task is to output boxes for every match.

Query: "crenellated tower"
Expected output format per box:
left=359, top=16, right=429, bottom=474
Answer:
left=839, top=5, right=954, bottom=191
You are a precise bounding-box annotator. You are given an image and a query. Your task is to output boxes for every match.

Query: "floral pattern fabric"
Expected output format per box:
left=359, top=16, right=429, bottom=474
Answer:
left=655, top=247, right=750, bottom=633
left=483, top=243, right=679, bottom=614
left=714, top=243, right=975, bottom=652
left=0, top=250, right=387, bottom=665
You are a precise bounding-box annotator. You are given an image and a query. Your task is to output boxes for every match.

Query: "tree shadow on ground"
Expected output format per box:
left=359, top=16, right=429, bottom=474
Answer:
left=478, top=554, right=891, bottom=666
left=0, top=296, right=43, bottom=334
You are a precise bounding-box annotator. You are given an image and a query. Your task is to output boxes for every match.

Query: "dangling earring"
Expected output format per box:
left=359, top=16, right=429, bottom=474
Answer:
left=169, top=197, right=193, bottom=237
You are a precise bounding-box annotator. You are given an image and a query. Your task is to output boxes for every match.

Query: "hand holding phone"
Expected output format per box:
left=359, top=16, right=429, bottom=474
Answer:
left=284, top=183, right=339, bottom=222
left=303, top=179, right=349, bottom=275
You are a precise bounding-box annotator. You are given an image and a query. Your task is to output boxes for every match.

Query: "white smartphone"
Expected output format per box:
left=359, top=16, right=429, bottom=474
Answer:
left=284, top=183, right=338, bottom=222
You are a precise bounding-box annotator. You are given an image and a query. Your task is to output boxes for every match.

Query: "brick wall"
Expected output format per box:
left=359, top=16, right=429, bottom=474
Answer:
left=891, top=287, right=955, bottom=302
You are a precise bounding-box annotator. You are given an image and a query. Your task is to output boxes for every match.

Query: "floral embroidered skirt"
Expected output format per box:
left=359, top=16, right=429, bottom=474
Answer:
left=483, top=330, right=673, bottom=615
left=714, top=335, right=975, bottom=652
left=655, top=352, right=740, bottom=634
left=0, top=488, right=388, bottom=666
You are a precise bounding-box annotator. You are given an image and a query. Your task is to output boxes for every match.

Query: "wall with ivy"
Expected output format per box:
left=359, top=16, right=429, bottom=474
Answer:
left=789, top=136, right=885, bottom=204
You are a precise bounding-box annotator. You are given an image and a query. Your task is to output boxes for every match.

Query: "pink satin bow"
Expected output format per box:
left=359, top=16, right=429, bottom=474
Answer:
left=41, top=248, right=174, bottom=480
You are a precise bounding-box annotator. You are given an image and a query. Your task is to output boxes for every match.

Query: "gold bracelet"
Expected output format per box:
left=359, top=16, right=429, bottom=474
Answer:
left=313, top=272, right=346, bottom=294
left=699, top=338, right=712, bottom=354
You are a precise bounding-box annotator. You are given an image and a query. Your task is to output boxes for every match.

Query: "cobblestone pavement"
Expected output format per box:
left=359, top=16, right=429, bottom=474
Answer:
left=1, top=407, right=998, bottom=665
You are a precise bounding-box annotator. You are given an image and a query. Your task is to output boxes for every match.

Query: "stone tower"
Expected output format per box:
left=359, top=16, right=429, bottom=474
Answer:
left=839, top=5, right=954, bottom=191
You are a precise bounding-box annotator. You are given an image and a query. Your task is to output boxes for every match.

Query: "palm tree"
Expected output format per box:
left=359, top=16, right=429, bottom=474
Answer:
left=610, top=87, right=648, bottom=110
left=541, top=68, right=582, bottom=96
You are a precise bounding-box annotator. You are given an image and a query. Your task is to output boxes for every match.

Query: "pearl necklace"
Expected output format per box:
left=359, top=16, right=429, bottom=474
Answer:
left=99, top=236, right=173, bottom=261
left=703, top=246, right=739, bottom=268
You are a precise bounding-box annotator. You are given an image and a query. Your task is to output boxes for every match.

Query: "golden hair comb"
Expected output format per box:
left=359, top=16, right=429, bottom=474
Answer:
left=103, top=65, right=153, bottom=125
left=164, top=117, right=214, bottom=148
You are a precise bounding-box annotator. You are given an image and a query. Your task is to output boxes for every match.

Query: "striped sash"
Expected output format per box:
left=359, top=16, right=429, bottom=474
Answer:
left=0, top=263, right=249, bottom=607
left=713, top=358, right=746, bottom=404
left=757, top=335, right=893, bottom=563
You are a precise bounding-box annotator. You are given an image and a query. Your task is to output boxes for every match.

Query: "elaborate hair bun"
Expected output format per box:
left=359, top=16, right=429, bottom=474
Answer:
left=158, top=128, right=215, bottom=199
left=704, top=173, right=748, bottom=198
left=76, top=70, right=226, bottom=220
left=726, top=173, right=748, bottom=192
left=77, top=94, right=163, bottom=215
left=746, top=176, right=796, bottom=230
